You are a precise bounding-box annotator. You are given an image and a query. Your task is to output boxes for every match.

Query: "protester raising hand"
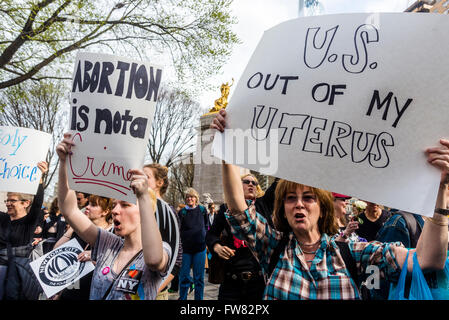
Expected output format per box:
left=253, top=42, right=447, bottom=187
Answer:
left=211, top=110, right=448, bottom=300
left=426, top=139, right=449, bottom=179
left=56, top=133, right=170, bottom=300
left=56, top=133, right=75, bottom=161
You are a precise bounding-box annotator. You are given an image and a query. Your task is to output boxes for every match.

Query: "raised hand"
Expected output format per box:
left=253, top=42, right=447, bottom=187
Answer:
left=56, top=133, right=76, bottom=162
left=210, top=109, right=227, bottom=132
left=426, top=138, right=449, bottom=184
left=129, top=169, right=149, bottom=198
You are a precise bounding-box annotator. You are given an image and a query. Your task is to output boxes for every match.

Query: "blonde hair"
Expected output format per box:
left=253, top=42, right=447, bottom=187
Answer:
left=6, top=192, right=33, bottom=212
left=184, top=187, right=199, bottom=204
left=148, top=188, right=157, bottom=210
left=241, top=174, right=265, bottom=198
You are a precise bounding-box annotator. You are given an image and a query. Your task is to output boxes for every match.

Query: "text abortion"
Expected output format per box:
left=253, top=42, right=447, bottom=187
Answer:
left=71, top=59, right=162, bottom=139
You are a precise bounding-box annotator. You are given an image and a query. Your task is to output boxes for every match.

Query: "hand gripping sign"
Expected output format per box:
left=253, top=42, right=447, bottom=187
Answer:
left=30, top=238, right=95, bottom=298
left=0, top=126, right=51, bottom=194
left=213, top=13, right=449, bottom=217
left=68, top=52, right=163, bottom=203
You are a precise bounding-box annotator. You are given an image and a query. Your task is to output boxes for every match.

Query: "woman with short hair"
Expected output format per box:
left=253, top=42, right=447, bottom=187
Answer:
left=178, top=187, right=209, bottom=300
left=0, top=161, right=48, bottom=300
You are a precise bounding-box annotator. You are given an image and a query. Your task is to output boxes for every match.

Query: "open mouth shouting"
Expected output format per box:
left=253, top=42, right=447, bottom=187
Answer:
left=294, top=212, right=306, bottom=223
left=113, top=219, right=122, bottom=231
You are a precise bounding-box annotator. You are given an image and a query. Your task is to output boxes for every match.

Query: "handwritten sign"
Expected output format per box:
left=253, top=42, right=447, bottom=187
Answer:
left=0, top=126, right=51, bottom=194
left=30, top=238, right=95, bottom=298
left=212, top=13, right=449, bottom=217
left=69, top=52, right=162, bottom=202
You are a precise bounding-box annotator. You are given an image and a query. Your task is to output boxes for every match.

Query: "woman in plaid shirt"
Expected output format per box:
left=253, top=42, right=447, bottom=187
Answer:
left=211, top=109, right=449, bottom=300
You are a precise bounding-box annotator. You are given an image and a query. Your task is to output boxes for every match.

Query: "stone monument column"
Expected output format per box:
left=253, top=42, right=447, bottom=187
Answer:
left=192, top=79, right=249, bottom=206
left=192, top=112, right=225, bottom=205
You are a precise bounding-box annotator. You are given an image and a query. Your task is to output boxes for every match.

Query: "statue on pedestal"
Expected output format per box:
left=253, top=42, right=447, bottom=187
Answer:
left=208, top=78, right=234, bottom=113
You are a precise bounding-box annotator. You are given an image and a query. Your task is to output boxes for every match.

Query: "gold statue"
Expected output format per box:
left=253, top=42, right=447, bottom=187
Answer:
left=208, top=78, right=234, bottom=113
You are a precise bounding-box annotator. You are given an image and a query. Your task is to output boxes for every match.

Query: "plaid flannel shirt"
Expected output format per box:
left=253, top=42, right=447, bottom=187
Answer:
left=226, top=203, right=404, bottom=300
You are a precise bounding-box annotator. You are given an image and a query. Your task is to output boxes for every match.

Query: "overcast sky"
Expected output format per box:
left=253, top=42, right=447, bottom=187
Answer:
left=198, top=0, right=414, bottom=109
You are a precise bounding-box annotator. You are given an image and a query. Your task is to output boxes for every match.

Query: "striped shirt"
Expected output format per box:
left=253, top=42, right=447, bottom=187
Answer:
left=226, top=204, right=404, bottom=300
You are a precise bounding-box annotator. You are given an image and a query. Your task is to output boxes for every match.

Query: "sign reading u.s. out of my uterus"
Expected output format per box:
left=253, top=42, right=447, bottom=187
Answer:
left=69, top=52, right=162, bottom=203
left=0, top=126, right=51, bottom=194
left=213, top=13, right=449, bottom=217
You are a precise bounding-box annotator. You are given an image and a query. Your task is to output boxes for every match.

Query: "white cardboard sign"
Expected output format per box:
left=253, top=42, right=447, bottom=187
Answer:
left=213, top=13, right=449, bottom=217
left=68, top=52, right=162, bottom=203
left=0, top=126, right=51, bottom=194
left=30, top=238, right=95, bottom=298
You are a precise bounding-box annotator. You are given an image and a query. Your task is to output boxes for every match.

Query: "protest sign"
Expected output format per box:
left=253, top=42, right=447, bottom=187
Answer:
left=0, top=126, right=51, bottom=194
left=30, top=238, right=95, bottom=298
left=213, top=13, right=449, bottom=217
left=69, top=52, right=162, bottom=202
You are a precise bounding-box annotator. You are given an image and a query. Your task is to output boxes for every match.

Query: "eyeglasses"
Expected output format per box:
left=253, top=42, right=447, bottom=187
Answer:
left=284, top=194, right=317, bottom=205
left=242, top=180, right=258, bottom=186
left=4, top=199, right=23, bottom=204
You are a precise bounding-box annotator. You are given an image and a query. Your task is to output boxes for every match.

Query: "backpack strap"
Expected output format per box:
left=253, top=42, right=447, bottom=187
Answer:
left=395, top=211, right=422, bottom=248
left=336, top=241, right=359, bottom=285
left=268, top=234, right=289, bottom=278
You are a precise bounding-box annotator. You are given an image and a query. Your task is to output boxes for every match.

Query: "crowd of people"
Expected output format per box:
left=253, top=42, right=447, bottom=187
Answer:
left=0, top=108, right=448, bottom=301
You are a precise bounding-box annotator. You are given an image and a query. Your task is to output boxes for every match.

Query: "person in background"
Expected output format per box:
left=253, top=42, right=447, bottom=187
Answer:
left=0, top=161, right=48, bottom=300
left=41, top=197, right=67, bottom=254
left=76, top=192, right=90, bottom=212
left=32, top=206, right=48, bottom=246
left=143, top=163, right=183, bottom=301
left=207, top=203, right=216, bottom=229
left=168, top=203, right=186, bottom=294
left=178, top=188, right=209, bottom=300
left=371, top=209, right=425, bottom=299
left=332, top=193, right=360, bottom=242
left=206, top=173, right=266, bottom=301
left=56, top=133, right=170, bottom=300
left=356, top=201, right=391, bottom=241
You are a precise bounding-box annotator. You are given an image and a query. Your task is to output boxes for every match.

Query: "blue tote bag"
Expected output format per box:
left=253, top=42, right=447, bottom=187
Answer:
left=389, top=250, right=433, bottom=300
left=428, top=255, right=449, bottom=300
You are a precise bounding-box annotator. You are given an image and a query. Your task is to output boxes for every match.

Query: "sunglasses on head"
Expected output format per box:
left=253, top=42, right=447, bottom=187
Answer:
left=242, top=179, right=258, bottom=186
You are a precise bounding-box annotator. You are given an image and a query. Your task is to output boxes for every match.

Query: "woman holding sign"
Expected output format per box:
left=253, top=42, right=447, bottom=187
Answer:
left=0, top=161, right=48, bottom=300
left=56, top=133, right=170, bottom=300
left=211, top=109, right=448, bottom=300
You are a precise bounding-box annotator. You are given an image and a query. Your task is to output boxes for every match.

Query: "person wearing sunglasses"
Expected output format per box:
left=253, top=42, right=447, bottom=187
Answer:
left=206, top=173, right=275, bottom=301
left=211, top=108, right=448, bottom=300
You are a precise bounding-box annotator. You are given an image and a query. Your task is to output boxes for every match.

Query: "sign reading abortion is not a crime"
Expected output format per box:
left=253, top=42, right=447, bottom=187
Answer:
left=213, top=13, right=449, bottom=217
left=68, top=52, right=162, bottom=203
left=0, top=126, right=51, bottom=195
